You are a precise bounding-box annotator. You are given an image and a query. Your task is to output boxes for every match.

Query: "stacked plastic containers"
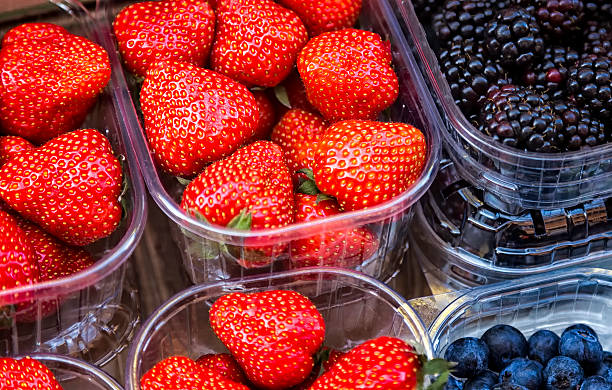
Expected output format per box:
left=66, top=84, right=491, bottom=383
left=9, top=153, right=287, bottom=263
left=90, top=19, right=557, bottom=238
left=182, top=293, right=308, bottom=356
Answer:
left=0, top=1, right=147, bottom=365
left=394, top=0, right=612, bottom=291
left=103, top=0, right=443, bottom=284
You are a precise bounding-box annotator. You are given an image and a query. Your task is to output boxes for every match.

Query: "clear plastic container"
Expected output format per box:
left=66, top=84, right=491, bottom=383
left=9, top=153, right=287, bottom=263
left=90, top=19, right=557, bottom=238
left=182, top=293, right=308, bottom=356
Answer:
left=395, top=0, right=612, bottom=212
left=0, top=1, right=147, bottom=364
left=124, top=267, right=434, bottom=390
left=18, top=353, right=123, bottom=390
left=102, top=0, right=442, bottom=283
left=427, top=268, right=612, bottom=355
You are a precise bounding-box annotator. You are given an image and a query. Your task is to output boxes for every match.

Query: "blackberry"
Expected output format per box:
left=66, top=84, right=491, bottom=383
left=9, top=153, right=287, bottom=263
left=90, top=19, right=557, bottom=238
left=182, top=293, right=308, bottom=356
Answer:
left=553, top=100, right=608, bottom=150
left=522, top=46, right=580, bottom=100
left=440, top=41, right=512, bottom=115
left=583, top=21, right=612, bottom=58
left=484, top=8, right=545, bottom=70
left=534, top=0, right=586, bottom=38
left=412, top=0, right=446, bottom=22
left=567, top=55, right=612, bottom=120
left=585, top=0, right=612, bottom=21
left=433, top=0, right=506, bottom=48
left=479, top=85, right=564, bottom=152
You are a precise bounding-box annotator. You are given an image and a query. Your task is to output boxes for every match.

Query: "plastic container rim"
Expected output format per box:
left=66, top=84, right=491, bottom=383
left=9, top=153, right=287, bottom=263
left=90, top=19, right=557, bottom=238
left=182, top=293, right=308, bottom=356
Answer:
left=125, top=266, right=434, bottom=389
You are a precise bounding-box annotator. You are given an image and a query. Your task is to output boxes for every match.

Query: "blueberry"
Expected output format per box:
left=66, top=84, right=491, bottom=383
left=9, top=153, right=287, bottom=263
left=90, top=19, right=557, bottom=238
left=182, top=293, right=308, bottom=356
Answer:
left=528, top=330, right=560, bottom=365
left=482, top=325, right=528, bottom=372
left=493, top=383, right=530, bottom=390
left=594, top=365, right=612, bottom=384
left=559, top=329, right=603, bottom=370
left=544, top=356, right=585, bottom=390
left=580, top=376, right=612, bottom=390
left=445, top=337, right=490, bottom=378
left=445, top=375, right=465, bottom=390
left=465, top=370, right=498, bottom=390
left=499, top=358, right=544, bottom=390
left=562, top=324, right=599, bottom=340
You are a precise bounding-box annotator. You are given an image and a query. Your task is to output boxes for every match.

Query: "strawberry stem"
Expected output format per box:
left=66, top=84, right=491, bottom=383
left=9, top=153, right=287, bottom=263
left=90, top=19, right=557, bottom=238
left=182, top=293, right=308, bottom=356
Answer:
left=227, top=209, right=252, bottom=231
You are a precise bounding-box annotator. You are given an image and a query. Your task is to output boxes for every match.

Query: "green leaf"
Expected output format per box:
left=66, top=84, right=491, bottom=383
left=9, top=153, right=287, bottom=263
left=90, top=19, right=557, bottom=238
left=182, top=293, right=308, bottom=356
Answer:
left=427, top=370, right=450, bottom=390
left=315, top=193, right=336, bottom=204
left=177, top=177, right=192, bottom=187
left=0, top=305, right=15, bottom=329
left=297, top=179, right=320, bottom=195
left=186, top=240, right=223, bottom=261
left=274, top=84, right=291, bottom=108
left=423, top=359, right=455, bottom=376
left=227, top=209, right=252, bottom=231
left=296, top=168, right=315, bottom=181
left=187, top=208, right=211, bottom=225
left=418, top=358, right=454, bottom=390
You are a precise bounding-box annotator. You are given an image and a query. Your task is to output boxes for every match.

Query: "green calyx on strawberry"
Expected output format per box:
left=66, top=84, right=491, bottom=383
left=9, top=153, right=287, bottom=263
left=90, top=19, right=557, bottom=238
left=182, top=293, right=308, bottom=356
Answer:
left=278, top=0, right=362, bottom=37
left=297, top=28, right=399, bottom=121
left=212, top=0, right=308, bottom=87
left=209, top=290, right=326, bottom=389
left=113, top=0, right=215, bottom=78
left=312, top=120, right=427, bottom=211
left=274, top=71, right=317, bottom=115
left=0, top=23, right=110, bottom=144
left=196, top=353, right=248, bottom=385
left=141, top=356, right=249, bottom=390
left=310, top=336, right=452, bottom=390
left=0, top=129, right=123, bottom=246
left=0, top=357, right=63, bottom=389
left=140, top=61, right=259, bottom=177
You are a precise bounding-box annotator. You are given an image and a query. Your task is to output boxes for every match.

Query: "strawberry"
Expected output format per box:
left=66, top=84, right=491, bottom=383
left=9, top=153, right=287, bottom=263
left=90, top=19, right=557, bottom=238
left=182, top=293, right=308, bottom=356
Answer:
left=322, top=348, right=346, bottom=372
left=0, top=23, right=110, bottom=144
left=113, top=0, right=215, bottom=78
left=297, top=28, right=399, bottom=121
left=271, top=109, right=327, bottom=175
left=0, top=135, right=34, bottom=166
left=181, top=140, right=294, bottom=230
left=210, top=290, right=325, bottom=389
left=211, top=0, right=308, bottom=87
left=309, top=337, right=422, bottom=389
left=140, top=61, right=259, bottom=177
left=312, top=120, right=427, bottom=211
left=196, top=353, right=248, bottom=385
left=0, top=210, right=38, bottom=297
left=278, top=0, right=362, bottom=36
left=0, top=357, right=62, bottom=389
left=250, top=90, right=277, bottom=142
left=141, top=356, right=249, bottom=390
left=290, top=193, right=378, bottom=267
left=0, top=129, right=123, bottom=246
left=275, top=71, right=317, bottom=114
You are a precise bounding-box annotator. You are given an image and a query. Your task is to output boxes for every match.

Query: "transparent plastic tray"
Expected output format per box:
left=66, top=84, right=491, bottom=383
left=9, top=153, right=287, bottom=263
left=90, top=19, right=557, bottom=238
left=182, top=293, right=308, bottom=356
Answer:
left=125, top=267, right=434, bottom=390
left=102, top=0, right=442, bottom=284
left=0, top=0, right=147, bottom=364
left=422, top=268, right=612, bottom=355
left=20, top=353, right=123, bottom=390
left=395, top=0, right=612, bottom=211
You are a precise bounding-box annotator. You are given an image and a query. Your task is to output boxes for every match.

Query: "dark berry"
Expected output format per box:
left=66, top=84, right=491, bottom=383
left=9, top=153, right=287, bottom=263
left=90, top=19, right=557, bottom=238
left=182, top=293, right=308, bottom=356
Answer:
left=583, top=21, right=612, bottom=58
left=446, top=375, right=466, bottom=390
left=559, top=329, right=603, bottom=371
left=581, top=376, right=612, bottom=390
left=522, top=46, right=580, bottom=100
left=484, top=8, right=545, bottom=69
left=534, top=0, right=586, bottom=38
left=499, top=358, right=544, bottom=390
left=528, top=330, right=560, bottom=365
left=445, top=337, right=490, bottom=378
left=493, top=384, right=530, bottom=390
left=482, top=324, right=528, bottom=372
left=584, top=0, right=612, bottom=21
left=552, top=100, right=608, bottom=150
left=544, top=356, right=585, bottom=390
left=594, top=365, right=612, bottom=384
left=413, top=0, right=446, bottom=22
left=465, top=370, right=499, bottom=390
left=567, top=55, right=612, bottom=121
left=562, top=324, right=599, bottom=340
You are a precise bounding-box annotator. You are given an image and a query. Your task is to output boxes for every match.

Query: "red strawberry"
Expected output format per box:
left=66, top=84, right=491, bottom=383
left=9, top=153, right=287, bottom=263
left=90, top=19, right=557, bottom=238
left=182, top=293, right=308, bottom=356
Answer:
left=212, top=0, right=308, bottom=87
left=271, top=109, right=327, bottom=176
left=141, top=61, right=259, bottom=177
left=181, top=140, right=294, bottom=230
left=275, top=71, right=317, bottom=114
left=290, top=193, right=378, bottom=267
left=0, top=129, right=123, bottom=246
left=0, top=357, right=62, bottom=389
left=278, top=0, right=362, bottom=36
left=0, top=23, right=110, bottom=144
left=309, top=337, right=422, bottom=389
left=313, top=120, right=426, bottom=211
left=0, top=135, right=34, bottom=166
left=210, top=290, right=325, bottom=389
left=322, top=348, right=345, bottom=372
left=196, top=353, right=248, bottom=385
left=113, top=0, right=215, bottom=78
left=250, top=90, right=277, bottom=142
left=0, top=210, right=38, bottom=297
left=141, top=356, right=249, bottom=390
left=297, top=28, right=399, bottom=121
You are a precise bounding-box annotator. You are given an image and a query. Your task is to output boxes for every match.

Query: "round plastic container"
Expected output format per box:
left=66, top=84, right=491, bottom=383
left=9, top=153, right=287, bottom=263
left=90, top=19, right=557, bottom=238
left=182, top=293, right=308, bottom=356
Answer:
left=395, top=0, right=612, bottom=212
left=103, top=0, right=442, bottom=284
left=428, top=268, right=612, bottom=355
left=0, top=2, right=147, bottom=364
left=15, top=353, right=123, bottom=390
left=125, top=267, right=434, bottom=389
